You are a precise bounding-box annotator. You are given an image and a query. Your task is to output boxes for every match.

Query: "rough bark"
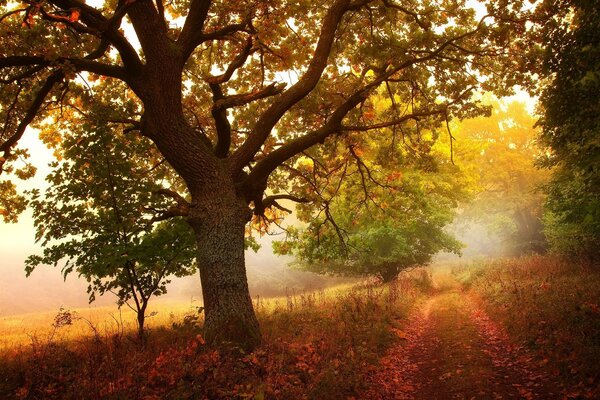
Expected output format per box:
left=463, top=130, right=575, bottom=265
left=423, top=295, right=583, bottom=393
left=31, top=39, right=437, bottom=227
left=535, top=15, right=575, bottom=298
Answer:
left=188, top=192, right=261, bottom=350
left=380, top=265, right=400, bottom=283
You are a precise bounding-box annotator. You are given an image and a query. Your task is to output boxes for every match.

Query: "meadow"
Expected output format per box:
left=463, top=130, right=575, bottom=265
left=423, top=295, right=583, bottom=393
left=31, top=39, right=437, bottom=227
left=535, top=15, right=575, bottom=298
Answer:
left=1, top=257, right=598, bottom=399
left=0, top=270, right=432, bottom=399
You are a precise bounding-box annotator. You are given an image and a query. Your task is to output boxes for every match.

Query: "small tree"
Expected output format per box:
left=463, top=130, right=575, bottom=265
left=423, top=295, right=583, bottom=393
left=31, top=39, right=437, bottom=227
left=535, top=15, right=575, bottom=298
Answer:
left=274, top=121, right=465, bottom=282
left=26, top=113, right=196, bottom=340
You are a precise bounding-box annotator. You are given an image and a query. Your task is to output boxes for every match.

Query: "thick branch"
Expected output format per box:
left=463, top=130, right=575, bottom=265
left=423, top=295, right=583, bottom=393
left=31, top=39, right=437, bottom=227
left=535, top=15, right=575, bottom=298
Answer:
left=0, top=56, right=46, bottom=68
left=230, top=0, right=356, bottom=174
left=262, top=194, right=309, bottom=207
left=254, top=194, right=309, bottom=216
left=178, top=0, right=213, bottom=59
left=0, top=56, right=127, bottom=80
left=209, top=83, right=232, bottom=158
left=244, top=84, right=373, bottom=184
left=205, top=37, right=254, bottom=85
left=126, top=0, right=172, bottom=64
left=213, top=82, right=286, bottom=111
left=47, top=0, right=143, bottom=72
left=241, top=20, right=489, bottom=183
left=0, top=71, right=64, bottom=173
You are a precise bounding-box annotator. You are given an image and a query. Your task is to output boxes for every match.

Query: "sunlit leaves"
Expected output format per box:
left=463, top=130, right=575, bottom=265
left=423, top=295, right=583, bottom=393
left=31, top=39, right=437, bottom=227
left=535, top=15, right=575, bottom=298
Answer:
left=25, top=108, right=196, bottom=311
left=453, top=97, right=549, bottom=255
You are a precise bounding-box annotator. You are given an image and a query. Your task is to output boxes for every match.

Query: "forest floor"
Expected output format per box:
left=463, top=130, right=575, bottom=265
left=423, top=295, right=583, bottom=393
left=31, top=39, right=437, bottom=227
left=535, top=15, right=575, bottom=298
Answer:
left=364, top=272, right=561, bottom=400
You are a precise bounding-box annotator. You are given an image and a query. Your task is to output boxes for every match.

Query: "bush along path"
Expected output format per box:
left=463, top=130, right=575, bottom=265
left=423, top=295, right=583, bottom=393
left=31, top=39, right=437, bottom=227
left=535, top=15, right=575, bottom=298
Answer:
left=362, top=276, right=560, bottom=399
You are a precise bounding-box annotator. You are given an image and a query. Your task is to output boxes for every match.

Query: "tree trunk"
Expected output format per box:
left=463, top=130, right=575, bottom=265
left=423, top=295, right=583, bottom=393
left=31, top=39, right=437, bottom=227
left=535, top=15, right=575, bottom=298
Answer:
left=380, top=264, right=399, bottom=283
left=188, top=196, right=261, bottom=350
left=140, top=100, right=261, bottom=349
left=137, top=309, right=146, bottom=343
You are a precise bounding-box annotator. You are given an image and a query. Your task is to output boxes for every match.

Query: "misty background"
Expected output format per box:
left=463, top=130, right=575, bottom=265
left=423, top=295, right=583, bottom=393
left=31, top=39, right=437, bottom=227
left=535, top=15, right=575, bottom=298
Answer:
left=0, top=134, right=503, bottom=317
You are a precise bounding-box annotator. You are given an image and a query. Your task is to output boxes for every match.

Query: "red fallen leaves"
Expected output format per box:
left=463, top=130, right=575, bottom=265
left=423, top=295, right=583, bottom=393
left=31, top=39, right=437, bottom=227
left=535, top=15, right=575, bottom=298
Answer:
left=364, top=293, right=565, bottom=400
left=362, top=303, right=430, bottom=400
left=148, top=334, right=220, bottom=387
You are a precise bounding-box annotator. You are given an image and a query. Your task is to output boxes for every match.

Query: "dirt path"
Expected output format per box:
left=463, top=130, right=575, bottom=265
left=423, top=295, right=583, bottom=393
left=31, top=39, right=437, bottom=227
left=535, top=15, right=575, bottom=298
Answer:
left=363, top=280, right=560, bottom=399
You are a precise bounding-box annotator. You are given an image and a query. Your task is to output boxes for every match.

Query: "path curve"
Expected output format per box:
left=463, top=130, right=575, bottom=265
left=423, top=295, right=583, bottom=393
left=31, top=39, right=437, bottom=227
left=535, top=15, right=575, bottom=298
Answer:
left=363, top=287, right=560, bottom=399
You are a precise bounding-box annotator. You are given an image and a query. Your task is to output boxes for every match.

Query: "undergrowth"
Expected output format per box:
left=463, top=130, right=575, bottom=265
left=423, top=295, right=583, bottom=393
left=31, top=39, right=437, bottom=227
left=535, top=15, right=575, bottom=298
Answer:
left=454, top=255, right=600, bottom=399
left=0, top=269, right=429, bottom=399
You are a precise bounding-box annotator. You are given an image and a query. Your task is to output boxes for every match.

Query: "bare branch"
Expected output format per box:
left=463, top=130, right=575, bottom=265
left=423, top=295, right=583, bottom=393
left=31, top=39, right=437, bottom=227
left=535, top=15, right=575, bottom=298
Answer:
left=213, top=82, right=287, bottom=111
left=205, top=37, right=254, bottom=85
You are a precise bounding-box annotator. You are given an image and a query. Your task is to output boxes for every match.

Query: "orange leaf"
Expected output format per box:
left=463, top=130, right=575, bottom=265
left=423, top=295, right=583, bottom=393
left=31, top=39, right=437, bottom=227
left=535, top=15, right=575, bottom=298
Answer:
left=69, top=9, right=80, bottom=22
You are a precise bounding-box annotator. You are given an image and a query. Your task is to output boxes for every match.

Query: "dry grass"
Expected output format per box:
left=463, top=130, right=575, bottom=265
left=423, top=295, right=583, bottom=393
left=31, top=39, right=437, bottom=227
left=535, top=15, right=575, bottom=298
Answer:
left=0, top=270, right=430, bottom=399
left=454, top=255, right=600, bottom=399
left=0, top=283, right=358, bottom=352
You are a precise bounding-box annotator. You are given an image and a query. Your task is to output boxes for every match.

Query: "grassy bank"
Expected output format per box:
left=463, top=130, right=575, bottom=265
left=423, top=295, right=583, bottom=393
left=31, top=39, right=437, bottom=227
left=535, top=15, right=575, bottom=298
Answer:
left=0, top=269, right=432, bottom=399
left=454, top=255, right=600, bottom=399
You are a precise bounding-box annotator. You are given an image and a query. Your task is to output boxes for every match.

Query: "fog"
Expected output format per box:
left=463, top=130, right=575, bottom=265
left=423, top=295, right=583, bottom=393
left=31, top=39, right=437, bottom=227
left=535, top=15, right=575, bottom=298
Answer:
left=0, top=215, right=501, bottom=317
left=436, top=220, right=509, bottom=262
left=0, top=218, right=351, bottom=316
left=0, top=133, right=352, bottom=317
left=0, top=133, right=503, bottom=317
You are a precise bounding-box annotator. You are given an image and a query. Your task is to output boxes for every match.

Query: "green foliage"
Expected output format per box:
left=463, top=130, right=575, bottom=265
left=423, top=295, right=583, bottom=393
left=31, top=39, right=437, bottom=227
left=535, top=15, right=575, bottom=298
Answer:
left=25, top=110, right=196, bottom=318
left=275, top=118, right=467, bottom=281
left=542, top=170, right=600, bottom=257
left=0, top=148, right=36, bottom=222
left=532, top=0, right=600, bottom=258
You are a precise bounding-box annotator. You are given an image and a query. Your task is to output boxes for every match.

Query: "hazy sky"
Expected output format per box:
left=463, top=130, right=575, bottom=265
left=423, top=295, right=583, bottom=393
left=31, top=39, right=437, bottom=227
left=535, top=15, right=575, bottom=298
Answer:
left=0, top=132, right=335, bottom=316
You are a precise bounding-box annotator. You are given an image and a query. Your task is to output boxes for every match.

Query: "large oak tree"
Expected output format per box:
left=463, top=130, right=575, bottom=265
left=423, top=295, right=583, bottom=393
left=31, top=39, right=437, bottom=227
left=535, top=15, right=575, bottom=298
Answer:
left=0, top=0, right=528, bottom=348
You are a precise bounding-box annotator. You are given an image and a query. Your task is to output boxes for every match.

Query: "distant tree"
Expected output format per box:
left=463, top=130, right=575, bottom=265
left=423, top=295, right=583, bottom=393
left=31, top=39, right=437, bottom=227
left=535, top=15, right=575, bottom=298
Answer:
left=25, top=110, right=196, bottom=340
left=529, top=0, right=600, bottom=258
left=1, top=0, right=529, bottom=347
left=454, top=98, right=550, bottom=255
left=273, top=114, right=466, bottom=282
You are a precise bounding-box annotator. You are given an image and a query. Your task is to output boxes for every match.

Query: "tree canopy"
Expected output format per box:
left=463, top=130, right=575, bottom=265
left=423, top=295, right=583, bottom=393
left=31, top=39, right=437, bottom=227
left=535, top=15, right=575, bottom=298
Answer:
left=25, top=107, right=197, bottom=338
left=528, top=0, right=600, bottom=258
left=454, top=97, right=549, bottom=255
left=1, top=0, right=531, bottom=347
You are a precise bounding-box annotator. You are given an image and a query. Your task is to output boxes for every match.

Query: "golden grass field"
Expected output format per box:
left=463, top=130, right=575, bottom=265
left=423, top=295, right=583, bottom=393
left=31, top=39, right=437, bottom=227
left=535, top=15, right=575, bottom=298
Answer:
left=0, top=282, right=358, bottom=352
